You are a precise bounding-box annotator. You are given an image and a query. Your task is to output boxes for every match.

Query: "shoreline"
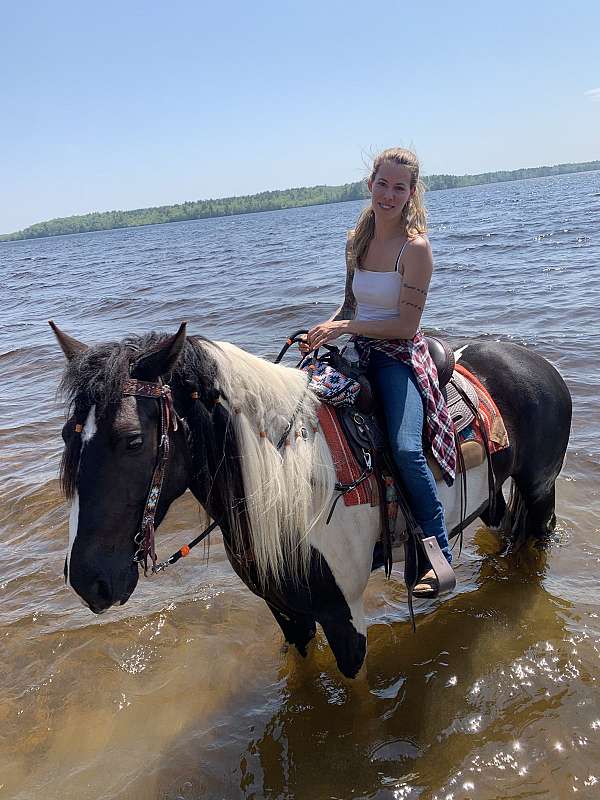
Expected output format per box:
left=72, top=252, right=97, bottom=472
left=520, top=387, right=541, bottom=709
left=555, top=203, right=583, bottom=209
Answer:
left=2, top=161, right=598, bottom=244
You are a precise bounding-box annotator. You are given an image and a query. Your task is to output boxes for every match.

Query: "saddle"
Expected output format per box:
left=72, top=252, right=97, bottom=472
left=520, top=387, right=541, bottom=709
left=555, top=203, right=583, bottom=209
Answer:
left=333, top=335, right=483, bottom=475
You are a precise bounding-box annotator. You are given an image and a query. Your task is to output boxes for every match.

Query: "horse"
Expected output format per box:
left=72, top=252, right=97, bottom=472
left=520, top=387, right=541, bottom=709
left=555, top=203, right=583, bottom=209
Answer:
left=50, top=321, right=572, bottom=678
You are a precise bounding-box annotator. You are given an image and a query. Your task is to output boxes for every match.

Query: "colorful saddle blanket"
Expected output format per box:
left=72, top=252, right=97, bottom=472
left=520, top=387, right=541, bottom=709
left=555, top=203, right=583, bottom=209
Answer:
left=454, top=363, right=509, bottom=453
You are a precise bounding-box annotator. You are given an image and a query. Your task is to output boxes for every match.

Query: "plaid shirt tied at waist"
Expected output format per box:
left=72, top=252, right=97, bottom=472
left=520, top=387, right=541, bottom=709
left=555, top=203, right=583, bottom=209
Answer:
left=353, top=330, right=457, bottom=486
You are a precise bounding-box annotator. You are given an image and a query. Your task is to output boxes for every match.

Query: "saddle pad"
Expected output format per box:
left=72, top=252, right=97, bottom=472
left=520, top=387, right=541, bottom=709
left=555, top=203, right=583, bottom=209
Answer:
left=445, top=371, right=480, bottom=433
left=317, top=404, right=377, bottom=507
left=454, top=364, right=509, bottom=452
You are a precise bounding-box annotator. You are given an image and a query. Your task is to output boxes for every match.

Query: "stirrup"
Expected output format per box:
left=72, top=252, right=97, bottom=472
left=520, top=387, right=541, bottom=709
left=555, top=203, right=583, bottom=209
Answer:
left=416, top=536, right=456, bottom=597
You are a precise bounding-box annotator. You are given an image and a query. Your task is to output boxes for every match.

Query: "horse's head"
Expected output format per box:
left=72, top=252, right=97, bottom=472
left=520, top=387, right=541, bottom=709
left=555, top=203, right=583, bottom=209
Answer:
left=51, top=321, right=192, bottom=613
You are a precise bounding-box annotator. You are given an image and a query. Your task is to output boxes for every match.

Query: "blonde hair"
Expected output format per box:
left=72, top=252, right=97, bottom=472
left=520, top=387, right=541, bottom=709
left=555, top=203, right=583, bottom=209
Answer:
left=353, top=147, right=427, bottom=265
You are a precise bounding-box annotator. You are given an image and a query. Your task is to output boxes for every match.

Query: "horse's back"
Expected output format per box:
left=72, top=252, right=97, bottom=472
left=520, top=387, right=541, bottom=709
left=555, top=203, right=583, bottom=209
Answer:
left=454, top=339, right=571, bottom=412
left=453, top=339, right=571, bottom=480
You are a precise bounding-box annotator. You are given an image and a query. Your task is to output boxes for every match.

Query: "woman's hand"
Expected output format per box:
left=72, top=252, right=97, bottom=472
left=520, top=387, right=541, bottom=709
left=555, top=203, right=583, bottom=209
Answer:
left=302, top=320, right=348, bottom=353
left=298, top=334, right=311, bottom=354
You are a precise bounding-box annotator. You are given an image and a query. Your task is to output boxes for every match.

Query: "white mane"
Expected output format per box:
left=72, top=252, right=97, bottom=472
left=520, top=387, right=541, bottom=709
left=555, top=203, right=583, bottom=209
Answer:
left=210, top=341, right=336, bottom=586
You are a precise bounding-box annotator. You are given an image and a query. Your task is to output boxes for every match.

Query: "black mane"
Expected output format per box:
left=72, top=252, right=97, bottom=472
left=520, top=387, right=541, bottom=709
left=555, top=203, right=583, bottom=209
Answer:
left=59, top=332, right=219, bottom=414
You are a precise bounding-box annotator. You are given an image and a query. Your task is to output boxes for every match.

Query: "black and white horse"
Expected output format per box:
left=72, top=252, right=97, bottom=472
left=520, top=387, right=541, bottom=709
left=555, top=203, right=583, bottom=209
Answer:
left=51, top=322, right=571, bottom=678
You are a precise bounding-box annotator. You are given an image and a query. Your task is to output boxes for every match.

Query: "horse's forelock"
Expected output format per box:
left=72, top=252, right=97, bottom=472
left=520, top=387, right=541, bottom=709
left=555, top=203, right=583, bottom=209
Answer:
left=58, top=331, right=220, bottom=411
left=60, top=423, right=84, bottom=500
left=58, top=332, right=169, bottom=412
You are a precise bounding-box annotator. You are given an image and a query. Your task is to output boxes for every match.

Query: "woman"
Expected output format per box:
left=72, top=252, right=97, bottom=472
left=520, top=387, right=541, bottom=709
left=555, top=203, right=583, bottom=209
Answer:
left=301, top=147, right=456, bottom=595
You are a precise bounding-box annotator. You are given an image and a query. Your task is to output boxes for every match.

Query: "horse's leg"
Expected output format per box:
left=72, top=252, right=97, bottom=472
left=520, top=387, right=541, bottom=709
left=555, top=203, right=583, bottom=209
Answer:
left=266, top=601, right=316, bottom=657
left=266, top=549, right=369, bottom=678
left=265, top=573, right=367, bottom=675
left=317, top=609, right=367, bottom=680
left=498, top=428, right=562, bottom=544
left=523, top=482, right=557, bottom=534
left=309, top=506, right=380, bottom=679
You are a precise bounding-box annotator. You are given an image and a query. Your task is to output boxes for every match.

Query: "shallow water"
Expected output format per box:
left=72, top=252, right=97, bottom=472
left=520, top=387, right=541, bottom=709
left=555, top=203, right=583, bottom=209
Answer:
left=1, top=171, right=599, bottom=799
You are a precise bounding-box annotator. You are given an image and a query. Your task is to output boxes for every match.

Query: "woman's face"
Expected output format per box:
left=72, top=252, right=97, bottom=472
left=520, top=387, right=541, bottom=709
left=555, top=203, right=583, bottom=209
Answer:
left=368, top=161, right=414, bottom=225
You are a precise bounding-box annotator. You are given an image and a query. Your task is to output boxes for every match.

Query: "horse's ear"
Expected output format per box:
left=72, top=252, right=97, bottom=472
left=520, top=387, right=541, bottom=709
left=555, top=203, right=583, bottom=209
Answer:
left=132, top=322, right=187, bottom=381
left=49, top=320, right=88, bottom=361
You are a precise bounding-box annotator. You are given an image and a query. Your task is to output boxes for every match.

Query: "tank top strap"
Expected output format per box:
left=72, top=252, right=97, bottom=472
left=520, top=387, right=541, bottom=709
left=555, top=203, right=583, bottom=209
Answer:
left=394, top=238, right=410, bottom=272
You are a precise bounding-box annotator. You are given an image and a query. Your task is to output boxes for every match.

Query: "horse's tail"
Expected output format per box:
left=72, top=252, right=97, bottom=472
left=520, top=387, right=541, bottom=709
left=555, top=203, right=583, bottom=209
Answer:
left=501, top=477, right=557, bottom=546
left=501, top=480, right=528, bottom=543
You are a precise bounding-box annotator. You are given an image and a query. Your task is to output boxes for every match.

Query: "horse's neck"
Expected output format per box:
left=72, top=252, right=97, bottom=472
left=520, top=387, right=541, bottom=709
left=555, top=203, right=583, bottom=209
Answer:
left=181, top=401, right=233, bottom=516
left=177, top=377, right=249, bottom=535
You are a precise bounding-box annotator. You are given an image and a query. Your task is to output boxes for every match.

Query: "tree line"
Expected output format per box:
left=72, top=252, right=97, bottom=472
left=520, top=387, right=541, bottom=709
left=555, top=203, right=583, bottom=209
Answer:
left=1, top=160, right=598, bottom=242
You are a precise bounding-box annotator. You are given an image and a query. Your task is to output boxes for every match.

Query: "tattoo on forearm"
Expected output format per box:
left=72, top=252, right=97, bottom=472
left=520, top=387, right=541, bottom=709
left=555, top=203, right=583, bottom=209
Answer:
left=343, top=238, right=357, bottom=313
left=334, top=304, right=355, bottom=321
left=343, top=283, right=357, bottom=310
left=403, top=283, right=428, bottom=296
left=401, top=300, right=424, bottom=312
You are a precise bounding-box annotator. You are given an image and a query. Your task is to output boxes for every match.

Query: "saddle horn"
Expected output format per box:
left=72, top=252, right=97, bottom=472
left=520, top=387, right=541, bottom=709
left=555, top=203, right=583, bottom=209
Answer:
left=48, top=320, right=88, bottom=361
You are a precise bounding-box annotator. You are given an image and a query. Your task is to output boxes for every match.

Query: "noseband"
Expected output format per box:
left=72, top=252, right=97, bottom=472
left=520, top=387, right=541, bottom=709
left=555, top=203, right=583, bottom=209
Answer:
left=122, top=378, right=178, bottom=574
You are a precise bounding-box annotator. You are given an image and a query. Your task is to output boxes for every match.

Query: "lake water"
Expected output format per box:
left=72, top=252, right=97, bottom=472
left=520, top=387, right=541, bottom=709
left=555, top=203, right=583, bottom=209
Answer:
left=1, top=171, right=599, bottom=799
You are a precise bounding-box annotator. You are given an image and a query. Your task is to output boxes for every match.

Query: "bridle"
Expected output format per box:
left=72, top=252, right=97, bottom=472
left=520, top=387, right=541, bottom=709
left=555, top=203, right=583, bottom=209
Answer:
left=121, top=377, right=179, bottom=574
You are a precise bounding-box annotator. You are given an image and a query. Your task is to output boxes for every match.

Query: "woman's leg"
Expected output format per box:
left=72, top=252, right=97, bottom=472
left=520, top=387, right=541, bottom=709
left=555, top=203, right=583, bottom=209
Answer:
left=370, top=350, right=452, bottom=564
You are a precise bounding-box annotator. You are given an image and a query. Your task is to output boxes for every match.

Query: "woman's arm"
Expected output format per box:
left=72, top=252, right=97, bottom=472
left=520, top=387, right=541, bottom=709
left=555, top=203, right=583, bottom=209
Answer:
left=306, top=237, right=433, bottom=349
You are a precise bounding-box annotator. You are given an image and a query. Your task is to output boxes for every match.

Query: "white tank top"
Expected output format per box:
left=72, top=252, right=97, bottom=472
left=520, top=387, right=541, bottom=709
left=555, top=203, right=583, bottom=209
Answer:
left=353, top=240, right=409, bottom=322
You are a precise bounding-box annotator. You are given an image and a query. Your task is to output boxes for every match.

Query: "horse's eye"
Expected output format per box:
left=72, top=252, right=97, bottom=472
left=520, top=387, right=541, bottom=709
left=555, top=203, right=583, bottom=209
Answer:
left=127, top=435, right=144, bottom=450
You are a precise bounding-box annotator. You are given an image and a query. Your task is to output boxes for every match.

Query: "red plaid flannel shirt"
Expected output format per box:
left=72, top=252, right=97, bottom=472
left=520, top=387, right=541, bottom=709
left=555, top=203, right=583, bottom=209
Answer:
left=353, top=331, right=457, bottom=486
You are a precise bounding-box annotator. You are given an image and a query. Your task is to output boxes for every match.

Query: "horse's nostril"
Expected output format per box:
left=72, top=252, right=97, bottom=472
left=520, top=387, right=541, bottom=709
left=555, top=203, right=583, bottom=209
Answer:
left=93, top=578, right=112, bottom=604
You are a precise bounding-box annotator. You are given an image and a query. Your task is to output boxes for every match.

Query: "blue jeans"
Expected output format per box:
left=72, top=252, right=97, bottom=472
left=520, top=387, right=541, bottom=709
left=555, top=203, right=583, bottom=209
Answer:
left=369, top=350, right=452, bottom=565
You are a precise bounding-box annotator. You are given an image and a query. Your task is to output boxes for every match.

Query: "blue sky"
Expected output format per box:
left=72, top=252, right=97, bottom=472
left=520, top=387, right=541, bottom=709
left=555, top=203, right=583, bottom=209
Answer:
left=1, top=0, right=598, bottom=233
